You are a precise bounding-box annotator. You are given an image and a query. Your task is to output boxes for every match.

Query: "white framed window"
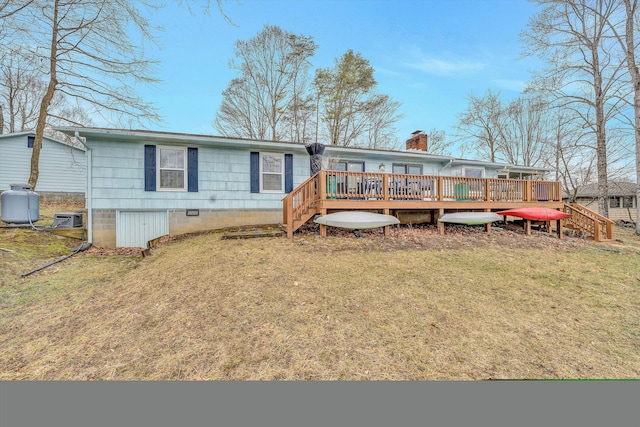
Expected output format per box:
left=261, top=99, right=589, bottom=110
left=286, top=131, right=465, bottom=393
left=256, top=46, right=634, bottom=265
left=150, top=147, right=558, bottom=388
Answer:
left=463, top=167, right=484, bottom=178
left=260, top=152, right=284, bottom=193
left=157, top=146, right=187, bottom=191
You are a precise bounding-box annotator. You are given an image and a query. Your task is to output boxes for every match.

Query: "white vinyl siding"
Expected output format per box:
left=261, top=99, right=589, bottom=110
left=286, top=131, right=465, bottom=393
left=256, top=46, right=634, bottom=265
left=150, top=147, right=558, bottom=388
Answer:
left=0, top=133, right=85, bottom=194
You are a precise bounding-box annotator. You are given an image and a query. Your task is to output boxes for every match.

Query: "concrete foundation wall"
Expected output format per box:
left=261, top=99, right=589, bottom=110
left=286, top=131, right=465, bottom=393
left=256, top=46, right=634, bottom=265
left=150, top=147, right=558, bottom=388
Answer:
left=91, top=208, right=282, bottom=248
left=92, top=209, right=117, bottom=248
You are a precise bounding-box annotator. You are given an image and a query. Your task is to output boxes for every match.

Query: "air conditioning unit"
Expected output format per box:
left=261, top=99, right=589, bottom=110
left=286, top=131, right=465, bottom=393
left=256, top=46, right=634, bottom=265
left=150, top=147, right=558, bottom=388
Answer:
left=54, top=212, right=83, bottom=228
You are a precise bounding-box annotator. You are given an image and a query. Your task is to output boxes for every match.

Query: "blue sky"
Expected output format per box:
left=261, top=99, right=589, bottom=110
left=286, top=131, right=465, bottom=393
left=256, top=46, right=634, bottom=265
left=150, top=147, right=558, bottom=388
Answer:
left=139, top=0, right=541, bottom=145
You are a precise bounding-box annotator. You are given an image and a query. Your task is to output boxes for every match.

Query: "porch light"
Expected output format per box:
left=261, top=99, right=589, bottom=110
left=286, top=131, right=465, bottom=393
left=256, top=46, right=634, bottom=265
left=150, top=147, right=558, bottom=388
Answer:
left=379, top=163, right=385, bottom=171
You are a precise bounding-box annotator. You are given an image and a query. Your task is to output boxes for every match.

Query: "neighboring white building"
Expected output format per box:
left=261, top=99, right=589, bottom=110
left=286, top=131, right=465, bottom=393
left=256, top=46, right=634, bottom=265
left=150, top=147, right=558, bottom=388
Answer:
left=0, top=131, right=86, bottom=199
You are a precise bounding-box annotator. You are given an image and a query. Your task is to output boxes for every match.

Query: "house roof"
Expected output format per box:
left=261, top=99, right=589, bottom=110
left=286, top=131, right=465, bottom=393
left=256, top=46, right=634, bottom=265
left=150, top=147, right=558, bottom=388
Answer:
left=0, top=130, right=85, bottom=151
left=567, top=182, right=638, bottom=198
left=54, top=126, right=551, bottom=172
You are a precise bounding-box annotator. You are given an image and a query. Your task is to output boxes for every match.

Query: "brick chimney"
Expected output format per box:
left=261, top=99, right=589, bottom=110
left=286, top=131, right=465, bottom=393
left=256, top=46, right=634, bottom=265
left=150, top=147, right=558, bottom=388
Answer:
left=406, top=130, right=428, bottom=151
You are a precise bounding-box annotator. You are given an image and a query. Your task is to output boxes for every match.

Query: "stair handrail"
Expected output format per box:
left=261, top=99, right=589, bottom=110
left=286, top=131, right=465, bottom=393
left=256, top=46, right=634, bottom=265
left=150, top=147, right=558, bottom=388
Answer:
left=564, top=203, right=614, bottom=241
left=282, top=171, right=322, bottom=235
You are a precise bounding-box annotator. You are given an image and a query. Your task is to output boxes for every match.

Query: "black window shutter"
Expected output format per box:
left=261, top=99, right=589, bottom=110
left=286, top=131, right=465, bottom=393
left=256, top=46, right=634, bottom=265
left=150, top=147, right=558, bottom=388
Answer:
left=144, top=145, right=156, bottom=191
left=187, top=147, right=198, bottom=192
left=27, top=136, right=35, bottom=148
left=250, top=152, right=259, bottom=193
left=285, top=154, right=293, bottom=193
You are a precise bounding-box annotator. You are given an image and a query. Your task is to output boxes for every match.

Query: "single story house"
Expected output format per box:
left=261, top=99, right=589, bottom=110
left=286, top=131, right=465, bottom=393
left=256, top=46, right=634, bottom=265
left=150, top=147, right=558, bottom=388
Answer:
left=0, top=131, right=86, bottom=200
left=55, top=127, right=553, bottom=248
left=564, top=182, right=638, bottom=222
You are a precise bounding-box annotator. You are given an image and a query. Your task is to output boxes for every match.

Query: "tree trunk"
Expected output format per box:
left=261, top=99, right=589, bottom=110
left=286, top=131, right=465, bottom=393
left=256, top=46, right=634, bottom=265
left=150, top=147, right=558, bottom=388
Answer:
left=624, top=0, right=640, bottom=234
left=634, top=70, right=640, bottom=236
left=28, top=0, right=59, bottom=190
left=593, top=49, right=609, bottom=218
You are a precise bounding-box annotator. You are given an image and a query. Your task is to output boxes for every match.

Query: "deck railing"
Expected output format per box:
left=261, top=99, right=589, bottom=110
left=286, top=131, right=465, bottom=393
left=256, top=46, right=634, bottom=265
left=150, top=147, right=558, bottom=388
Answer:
left=283, top=170, right=562, bottom=237
left=319, top=171, right=561, bottom=203
left=282, top=173, right=320, bottom=226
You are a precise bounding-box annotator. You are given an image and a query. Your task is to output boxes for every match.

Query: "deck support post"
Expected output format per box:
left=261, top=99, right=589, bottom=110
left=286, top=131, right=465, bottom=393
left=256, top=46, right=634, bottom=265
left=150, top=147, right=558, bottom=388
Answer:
left=319, top=208, right=327, bottom=237
left=383, top=208, right=390, bottom=236
left=557, top=219, right=563, bottom=239
left=484, top=208, right=492, bottom=233
left=438, top=208, right=445, bottom=235
left=286, top=200, right=293, bottom=238
left=524, top=219, right=531, bottom=236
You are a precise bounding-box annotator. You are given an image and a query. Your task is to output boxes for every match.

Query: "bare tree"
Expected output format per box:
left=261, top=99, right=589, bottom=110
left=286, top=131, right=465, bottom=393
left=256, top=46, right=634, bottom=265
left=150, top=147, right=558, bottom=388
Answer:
left=549, top=108, right=597, bottom=201
left=454, top=89, right=505, bottom=162
left=592, top=0, right=640, bottom=232
left=498, top=96, right=552, bottom=167
left=4, top=0, right=162, bottom=189
left=1, top=54, right=46, bottom=133
left=360, top=94, right=403, bottom=150
left=560, top=144, right=597, bottom=202
left=281, top=91, right=316, bottom=144
left=621, top=0, right=640, bottom=233
left=425, top=128, right=454, bottom=156
left=0, top=0, right=34, bottom=19
left=215, top=77, right=268, bottom=140
left=283, top=33, right=318, bottom=143
left=1, top=50, right=96, bottom=136
left=314, top=50, right=380, bottom=147
left=214, top=25, right=317, bottom=142
left=521, top=0, right=632, bottom=218
left=177, top=0, right=236, bottom=24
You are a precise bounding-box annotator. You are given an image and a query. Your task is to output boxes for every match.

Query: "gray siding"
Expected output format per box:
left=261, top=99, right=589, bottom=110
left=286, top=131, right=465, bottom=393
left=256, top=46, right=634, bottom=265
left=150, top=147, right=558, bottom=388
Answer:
left=0, top=133, right=86, bottom=193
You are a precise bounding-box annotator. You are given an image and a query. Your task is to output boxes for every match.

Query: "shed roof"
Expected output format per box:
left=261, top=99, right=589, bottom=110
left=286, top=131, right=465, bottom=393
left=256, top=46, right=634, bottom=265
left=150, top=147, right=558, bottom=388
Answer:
left=0, top=131, right=85, bottom=151
left=568, top=182, right=637, bottom=198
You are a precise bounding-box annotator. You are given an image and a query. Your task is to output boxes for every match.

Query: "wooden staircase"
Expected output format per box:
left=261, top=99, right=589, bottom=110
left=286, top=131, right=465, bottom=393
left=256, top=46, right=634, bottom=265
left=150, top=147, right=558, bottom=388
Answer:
left=282, top=174, right=321, bottom=238
left=563, top=203, right=614, bottom=242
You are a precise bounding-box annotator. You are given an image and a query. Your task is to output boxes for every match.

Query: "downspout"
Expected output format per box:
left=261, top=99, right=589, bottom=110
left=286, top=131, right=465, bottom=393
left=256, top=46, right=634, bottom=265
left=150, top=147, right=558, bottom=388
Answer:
left=74, top=131, right=92, bottom=244
left=438, top=159, right=454, bottom=175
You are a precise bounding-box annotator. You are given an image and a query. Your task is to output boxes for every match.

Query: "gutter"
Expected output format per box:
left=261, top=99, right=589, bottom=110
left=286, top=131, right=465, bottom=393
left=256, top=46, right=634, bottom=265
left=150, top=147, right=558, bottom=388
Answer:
left=73, top=131, right=92, bottom=245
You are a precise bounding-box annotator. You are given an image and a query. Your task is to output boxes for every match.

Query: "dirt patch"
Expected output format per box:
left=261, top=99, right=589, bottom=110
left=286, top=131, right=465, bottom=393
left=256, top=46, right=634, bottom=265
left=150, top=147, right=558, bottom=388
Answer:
left=295, top=221, right=588, bottom=252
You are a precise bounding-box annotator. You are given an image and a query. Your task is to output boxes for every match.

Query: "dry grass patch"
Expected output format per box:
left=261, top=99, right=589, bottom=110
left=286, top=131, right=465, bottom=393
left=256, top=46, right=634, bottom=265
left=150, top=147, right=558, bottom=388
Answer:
left=1, top=218, right=639, bottom=380
left=1, top=200, right=85, bottom=283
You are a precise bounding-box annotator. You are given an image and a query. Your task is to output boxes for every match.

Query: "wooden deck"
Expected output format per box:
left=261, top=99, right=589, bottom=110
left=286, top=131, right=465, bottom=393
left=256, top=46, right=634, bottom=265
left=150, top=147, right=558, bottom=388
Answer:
left=282, top=170, right=613, bottom=241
